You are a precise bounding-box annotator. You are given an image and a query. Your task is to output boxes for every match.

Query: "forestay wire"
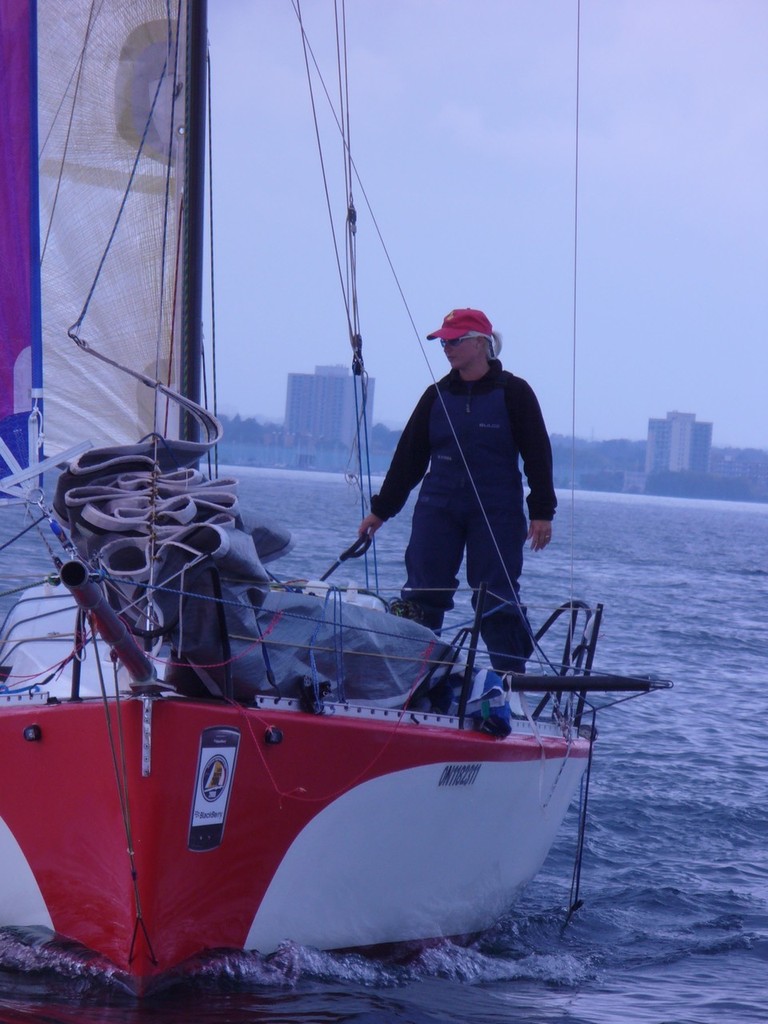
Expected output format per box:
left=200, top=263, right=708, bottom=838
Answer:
left=292, top=0, right=379, bottom=591
left=290, top=3, right=584, bottom=664
left=569, top=0, right=582, bottom=610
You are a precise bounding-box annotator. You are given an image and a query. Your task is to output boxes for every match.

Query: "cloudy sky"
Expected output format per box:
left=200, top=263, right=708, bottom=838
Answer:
left=206, top=1, right=767, bottom=449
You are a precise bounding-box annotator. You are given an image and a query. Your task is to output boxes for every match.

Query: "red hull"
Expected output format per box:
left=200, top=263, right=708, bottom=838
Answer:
left=0, top=695, right=588, bottom=992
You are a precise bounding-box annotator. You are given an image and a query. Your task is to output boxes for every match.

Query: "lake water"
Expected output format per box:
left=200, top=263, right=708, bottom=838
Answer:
left=0, top=467, right=766, bottom=1023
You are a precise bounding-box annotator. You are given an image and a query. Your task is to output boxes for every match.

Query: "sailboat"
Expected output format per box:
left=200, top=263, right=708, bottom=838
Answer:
left=0, top=0, right=667, bottom=996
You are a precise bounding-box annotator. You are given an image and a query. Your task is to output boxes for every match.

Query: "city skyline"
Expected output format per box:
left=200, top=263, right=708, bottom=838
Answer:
left=225, top=365, right=765, bottom=454
left=207, top=3, right=767, bottom=451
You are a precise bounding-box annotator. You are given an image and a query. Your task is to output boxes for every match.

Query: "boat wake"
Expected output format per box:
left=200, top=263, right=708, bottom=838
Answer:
left=0, top=927, right=128, bottom=992
left=0, top=919, right=594, bottom=996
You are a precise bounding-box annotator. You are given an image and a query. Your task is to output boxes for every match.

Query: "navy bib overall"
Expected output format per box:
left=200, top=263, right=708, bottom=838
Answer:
left=403, top=384, right=533, bottom=673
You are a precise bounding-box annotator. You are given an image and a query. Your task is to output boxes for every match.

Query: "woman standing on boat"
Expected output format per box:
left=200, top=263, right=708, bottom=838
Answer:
left=358, top=308, right=556, bottom=674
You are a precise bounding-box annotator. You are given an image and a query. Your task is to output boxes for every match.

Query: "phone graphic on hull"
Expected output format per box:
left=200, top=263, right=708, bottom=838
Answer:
left=188, top=726, right=240, bottom=851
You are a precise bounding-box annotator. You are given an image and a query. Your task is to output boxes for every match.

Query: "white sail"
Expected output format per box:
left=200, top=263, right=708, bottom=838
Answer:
left=36, top=0, right=193, bottom=455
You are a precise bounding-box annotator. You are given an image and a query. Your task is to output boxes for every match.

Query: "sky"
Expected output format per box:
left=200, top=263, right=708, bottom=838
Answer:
left=206, top=1, right=768, bottom=449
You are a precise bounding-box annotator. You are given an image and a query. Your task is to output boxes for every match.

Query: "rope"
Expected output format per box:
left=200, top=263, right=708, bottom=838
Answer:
left=101, top=570, right=452, bottom=667
left=39, top=3, right=97, bottom=262
left=162, top=195, right=185, bottom=440
left=0, top=576, right=55, bottom=601
left=347, top=374, right=379, bottom=592
left=287, top=4, right=537, bottom=659
left=0, top=514, right=47, bottom=553
left=292, top=0, right=379, bottom=590
left=92, top=632, right=158, bottom=966
left=569, top=0, right=583, bottom=608
left=293, top=0, right=350, bottom=332
left=69, top=13, right=176, bottom=339
left=218, top=635, right=440, bottom=809
left=564, top=706, right=595, bottom=928
left=283, top=5, right=591, bottom=677
left=205, top=40, right=219, bottom=480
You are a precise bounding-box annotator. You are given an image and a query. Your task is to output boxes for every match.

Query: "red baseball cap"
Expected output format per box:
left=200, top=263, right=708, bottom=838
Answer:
left=426, top=308, right=493, bottom=340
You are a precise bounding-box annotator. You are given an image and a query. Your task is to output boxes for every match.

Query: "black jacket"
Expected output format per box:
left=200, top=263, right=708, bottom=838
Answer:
left=370, top=361, right=557, bottom=523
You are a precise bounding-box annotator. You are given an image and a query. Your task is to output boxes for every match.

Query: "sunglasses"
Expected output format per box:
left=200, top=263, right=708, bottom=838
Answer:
left=439, top=335, right=472, bottom=349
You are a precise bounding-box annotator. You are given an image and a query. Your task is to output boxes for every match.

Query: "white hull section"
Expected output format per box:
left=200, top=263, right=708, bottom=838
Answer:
left=247, top=754, right=585, bottom=954
left=0, top=818, right=53, bottom=929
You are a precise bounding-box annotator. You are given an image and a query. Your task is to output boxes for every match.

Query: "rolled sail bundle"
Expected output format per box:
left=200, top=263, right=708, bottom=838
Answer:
left=52, top=449, right=448, bottom=704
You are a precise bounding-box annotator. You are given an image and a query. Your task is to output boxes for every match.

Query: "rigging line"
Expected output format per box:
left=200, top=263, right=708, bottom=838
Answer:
left=369, top=15, right=585, bottom=662
left=278, top=18, right=422, bottom=349
left=109, top=663, right=157, bottom=964
left=0, top=514, right=47, bottom=553
left=569, top=0, right=583, bottom=607
left=293, top=0, right=353, bottom=337
left=279, top=18, right=558, bottom=652
left=226, top=639, right=441, bottom=809
left=294, top=1, right=378, bottom=582
left=69, top=13, right=175, bottom=334
left=334, top=0, right=354, bottom=318
left=349, top=9, right=587, bottom=663
left=327, top=137, right=423, bottom=346
left=339, top=3, right=363, bottom=360
left=155, top=0, right=184, bottom=418
left=296, top=4, right=364, bottom=376
left=278, top=32, right=422, bottom=352
left=564, top=706, right=595, bottom=927
left=372, top=12, right=585, bottom=662
left=348, top=379, right=379, bottom=591
left=38, top=0, right=101, bottom=262
left=111, top=572, right=454, bottom=670
left=163, top=194, right=186, bottom=440
left=91, top=635, right=158, bottom=965
left=335, top=20, right=369, bottom=491
left=287, top=5, right=482, bottom=380
left=62, top=341, right=222, bottom=447
left=288, top=11, right=549, bottom=629
left=339, top=0, right=353, bottom=222
left=158, top=2, right=189, bottom=441
left=291, top=1, right=370, bottom=439
left=205, top=40, right=219, bottom=478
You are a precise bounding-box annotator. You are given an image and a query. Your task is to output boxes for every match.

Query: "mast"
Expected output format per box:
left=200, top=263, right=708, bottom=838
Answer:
left=180, top=0, right=208, bottom=441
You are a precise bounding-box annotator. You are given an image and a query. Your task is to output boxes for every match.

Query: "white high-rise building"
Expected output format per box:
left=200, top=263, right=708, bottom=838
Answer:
left=645, top=411, right=712, bottom=474
left=284, top=365, right=375, bottom=446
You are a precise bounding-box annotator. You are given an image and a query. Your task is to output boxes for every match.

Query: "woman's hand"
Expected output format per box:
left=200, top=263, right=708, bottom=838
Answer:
left=527, top=519, right=553, bottom=551
left=358, top=513, right=384, bottom=538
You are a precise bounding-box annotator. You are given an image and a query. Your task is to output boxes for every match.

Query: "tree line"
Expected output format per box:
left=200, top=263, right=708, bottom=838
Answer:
left=218, top=415, right=768, bottom=503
